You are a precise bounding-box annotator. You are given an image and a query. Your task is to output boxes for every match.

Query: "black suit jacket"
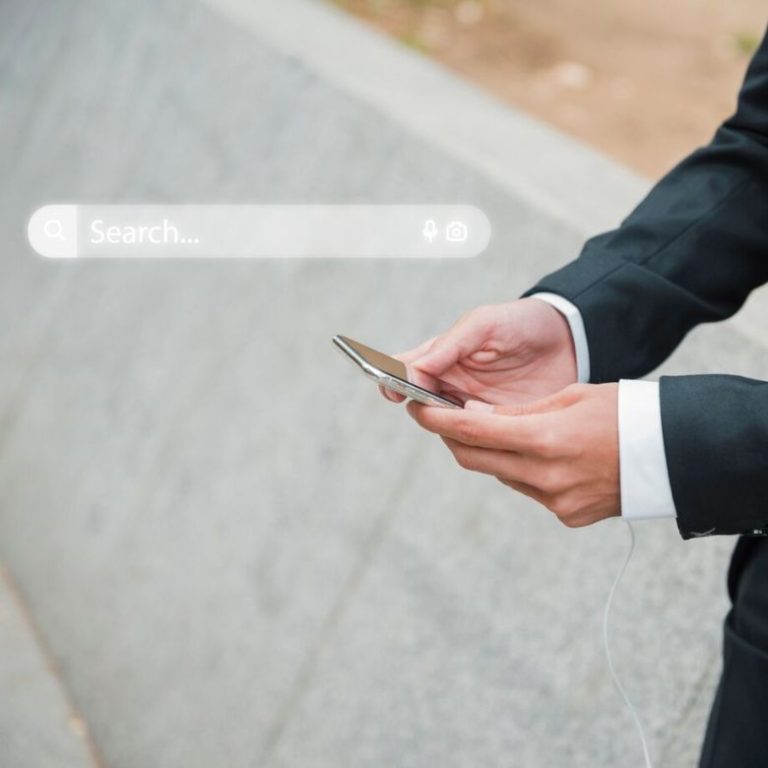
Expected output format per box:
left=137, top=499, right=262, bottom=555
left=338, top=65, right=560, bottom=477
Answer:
left=525, top=25, right=768, bottom=539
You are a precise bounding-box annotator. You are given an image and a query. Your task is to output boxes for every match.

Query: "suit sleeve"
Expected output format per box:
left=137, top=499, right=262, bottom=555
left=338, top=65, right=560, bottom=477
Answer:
left=524, top=27, right=768, bottom=538
left=660, top=375, right=768, bottom=537
left=524, top=25, right=768, bottom=383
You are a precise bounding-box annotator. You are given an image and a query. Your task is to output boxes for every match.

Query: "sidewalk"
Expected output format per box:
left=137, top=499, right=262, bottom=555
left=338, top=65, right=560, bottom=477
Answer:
left=0, top=568, right=96, bottom=768
left=2, top=0, right=766, bottom=766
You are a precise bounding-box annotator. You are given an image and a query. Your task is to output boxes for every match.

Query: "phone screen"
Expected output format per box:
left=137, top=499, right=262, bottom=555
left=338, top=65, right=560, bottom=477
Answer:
left=333, top=335, right=478, bottom=407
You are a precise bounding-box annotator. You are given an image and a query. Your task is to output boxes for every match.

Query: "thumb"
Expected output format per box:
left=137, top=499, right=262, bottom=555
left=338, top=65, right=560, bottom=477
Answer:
left=414, top=313, right=490, bottom=377
left=465, top=387, right=576, bottom=416
left=464, top=399, right=533, bottom=416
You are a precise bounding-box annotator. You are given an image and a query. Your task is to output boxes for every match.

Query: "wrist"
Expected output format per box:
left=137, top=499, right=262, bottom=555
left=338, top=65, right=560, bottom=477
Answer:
left=528, top=293, right=588, bottom=383
left=524, top=297, right=578, bottom=383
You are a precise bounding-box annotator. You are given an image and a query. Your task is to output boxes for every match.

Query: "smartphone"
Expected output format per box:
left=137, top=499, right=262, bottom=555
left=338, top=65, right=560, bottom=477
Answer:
left=332, top=334, right=477, bottom=409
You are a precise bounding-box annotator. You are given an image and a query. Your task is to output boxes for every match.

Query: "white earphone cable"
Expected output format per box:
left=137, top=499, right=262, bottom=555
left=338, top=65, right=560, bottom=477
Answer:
left=602, top=520, right=653, bottom=768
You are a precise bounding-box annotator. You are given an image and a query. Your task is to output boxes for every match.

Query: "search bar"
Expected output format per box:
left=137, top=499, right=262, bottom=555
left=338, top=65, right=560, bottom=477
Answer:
left=27, top=205, right=491, bottom=259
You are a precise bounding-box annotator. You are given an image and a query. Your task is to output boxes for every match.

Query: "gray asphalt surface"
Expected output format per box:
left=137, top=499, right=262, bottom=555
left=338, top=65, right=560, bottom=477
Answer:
left=2, top=1, right=766, bottom=766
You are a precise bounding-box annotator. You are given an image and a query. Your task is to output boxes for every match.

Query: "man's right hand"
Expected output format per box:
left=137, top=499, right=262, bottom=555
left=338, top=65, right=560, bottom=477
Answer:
left=382, top=298, right=578, bottom=407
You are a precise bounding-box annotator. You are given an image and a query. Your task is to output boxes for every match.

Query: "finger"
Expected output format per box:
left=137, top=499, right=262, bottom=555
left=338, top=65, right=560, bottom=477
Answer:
left=389, top=336, right=441, bottom=395
left=378, top=384, right=406, bottom=403
left=393, top=336, right=438, bottom=365
left=441, top=437, right=540, bottom=482
left=464, top=399, right=495, bottom=413
left=498, top=477, right=548, bottom=506
left=379, top=337, right=438, bottom=402
left=403, top=362, right=441, bottom=394
left=412, top=311, right=491, bottom=376
left=407, top=401, right=540, bottom=452
left=480, top=384, right=585, bottom=417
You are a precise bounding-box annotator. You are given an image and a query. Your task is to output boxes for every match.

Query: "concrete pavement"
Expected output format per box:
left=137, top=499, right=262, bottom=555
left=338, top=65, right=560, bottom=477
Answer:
left=1, top=1, right=766, bottom=766
left=0, top=568, right=96, bottom=767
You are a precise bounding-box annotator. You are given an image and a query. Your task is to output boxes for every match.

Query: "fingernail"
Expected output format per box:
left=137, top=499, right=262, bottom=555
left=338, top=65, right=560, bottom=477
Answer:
left=465, top=400, right=494, bottom=412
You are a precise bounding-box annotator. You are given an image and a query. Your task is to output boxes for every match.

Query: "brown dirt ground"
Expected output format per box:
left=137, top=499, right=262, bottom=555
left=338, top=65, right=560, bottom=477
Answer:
left=330, top=0, right=767, bottom=179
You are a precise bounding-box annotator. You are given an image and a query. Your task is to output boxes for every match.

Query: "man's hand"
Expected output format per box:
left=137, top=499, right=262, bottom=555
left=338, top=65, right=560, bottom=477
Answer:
left=407, top=383, right=620, bottom=527
left=381, top=298, right=577, bottom=407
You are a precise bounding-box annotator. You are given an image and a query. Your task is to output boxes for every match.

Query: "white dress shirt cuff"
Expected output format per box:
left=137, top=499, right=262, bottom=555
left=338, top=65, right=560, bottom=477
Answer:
left=618, top=379, right=677, bottom=519
left=530, top=293, right=590, bottom=384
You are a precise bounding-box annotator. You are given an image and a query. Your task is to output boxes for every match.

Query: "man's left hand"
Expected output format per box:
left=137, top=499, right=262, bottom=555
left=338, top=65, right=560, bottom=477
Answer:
left=407, top=383, right=620, bottom=528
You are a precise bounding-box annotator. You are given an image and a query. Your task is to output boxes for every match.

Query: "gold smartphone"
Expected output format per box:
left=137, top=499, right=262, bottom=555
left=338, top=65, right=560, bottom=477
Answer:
left=332, top=335, right=476, bottom=409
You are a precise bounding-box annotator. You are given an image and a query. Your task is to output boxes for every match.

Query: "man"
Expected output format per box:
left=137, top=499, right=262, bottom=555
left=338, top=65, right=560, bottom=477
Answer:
left=384, top=24, right=768, bottom=767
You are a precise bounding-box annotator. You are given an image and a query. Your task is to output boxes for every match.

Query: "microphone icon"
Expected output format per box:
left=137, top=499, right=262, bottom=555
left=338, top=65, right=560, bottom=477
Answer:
left=423, top=219, right=438, bottom=243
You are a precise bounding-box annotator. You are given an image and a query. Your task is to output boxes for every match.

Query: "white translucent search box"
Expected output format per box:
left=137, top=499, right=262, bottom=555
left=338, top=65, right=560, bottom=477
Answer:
left=28, top=205, right=491, bottom=259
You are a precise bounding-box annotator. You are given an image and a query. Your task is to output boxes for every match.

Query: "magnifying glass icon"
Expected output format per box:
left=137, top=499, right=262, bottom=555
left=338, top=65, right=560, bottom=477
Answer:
left=43, top=219, right=65, bottom=240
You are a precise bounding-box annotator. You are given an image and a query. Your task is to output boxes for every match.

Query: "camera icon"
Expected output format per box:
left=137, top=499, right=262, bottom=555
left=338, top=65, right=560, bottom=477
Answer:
left=445, top=221, right=468, bottom=243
